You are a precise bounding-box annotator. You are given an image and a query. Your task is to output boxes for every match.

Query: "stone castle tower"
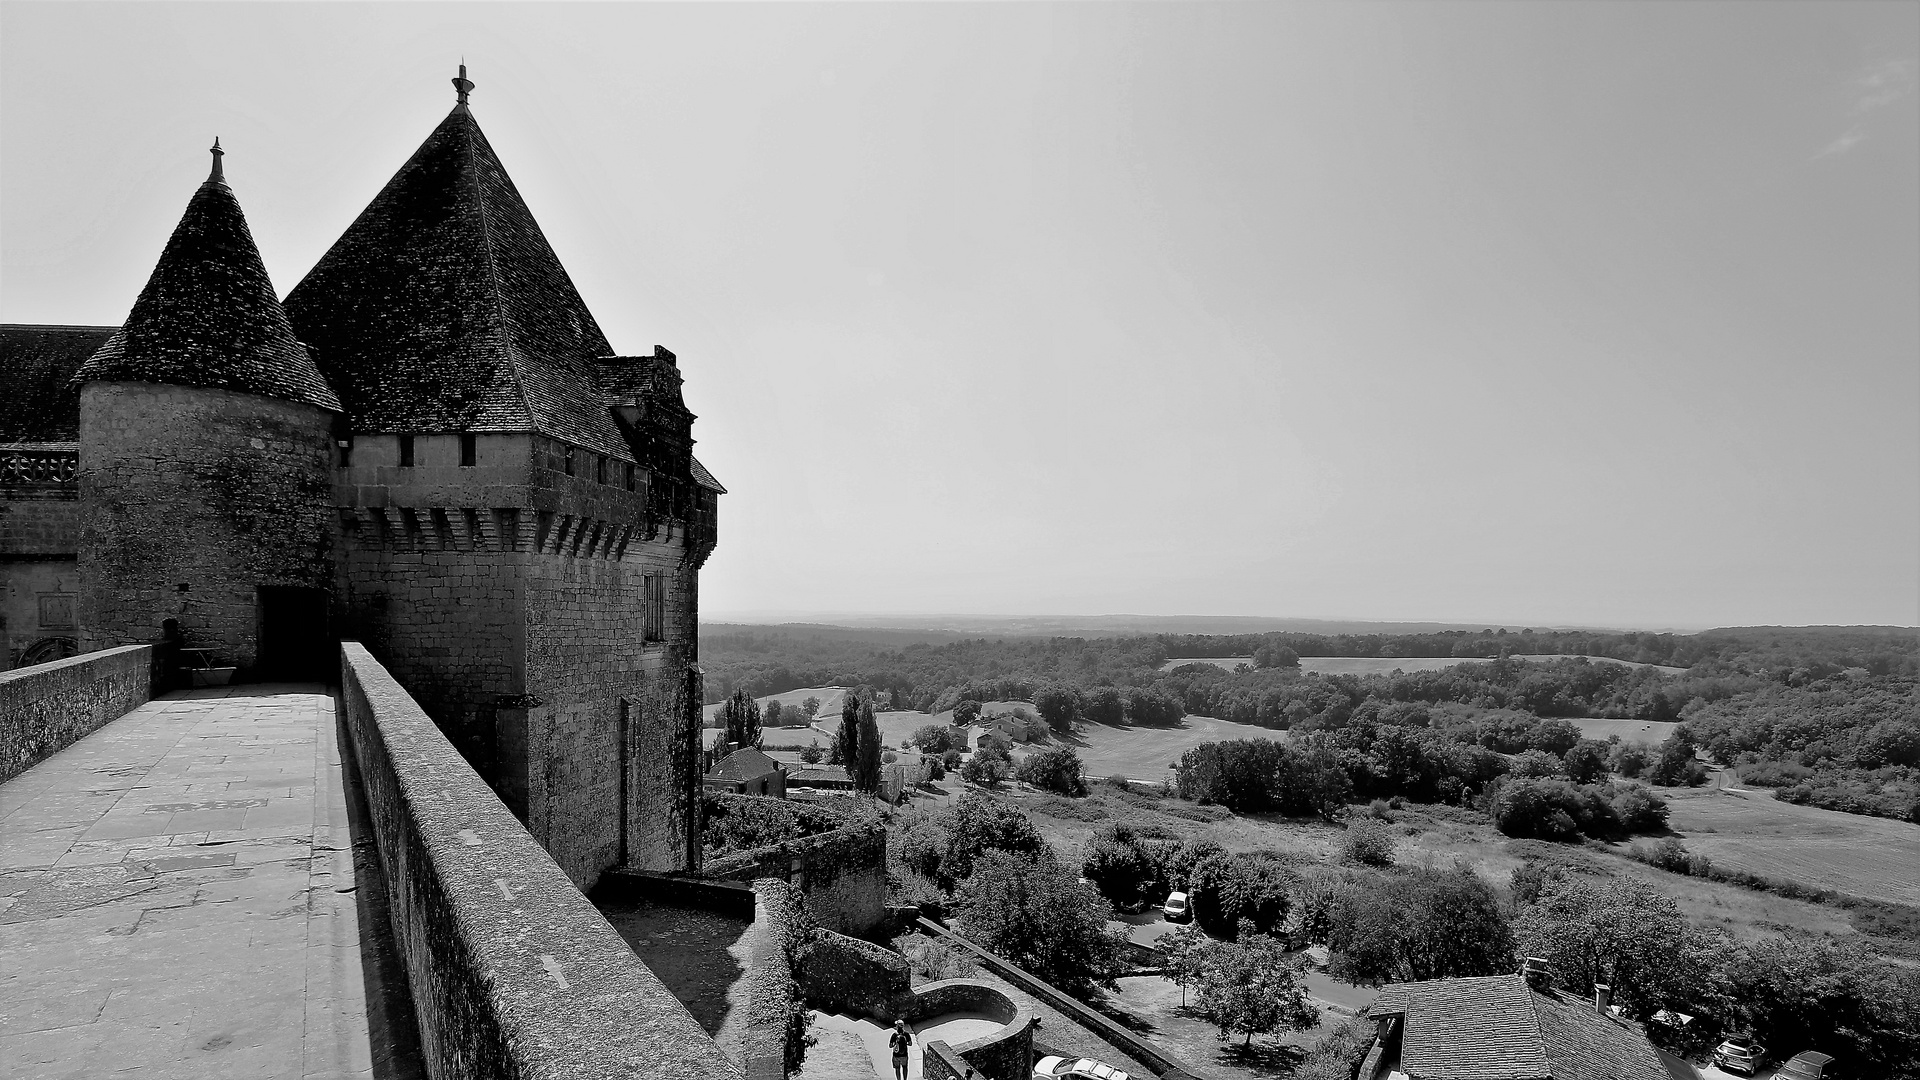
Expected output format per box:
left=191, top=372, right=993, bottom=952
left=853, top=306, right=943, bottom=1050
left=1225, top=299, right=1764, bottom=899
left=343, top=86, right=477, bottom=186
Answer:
left=0, top=69, right=723, bottom=886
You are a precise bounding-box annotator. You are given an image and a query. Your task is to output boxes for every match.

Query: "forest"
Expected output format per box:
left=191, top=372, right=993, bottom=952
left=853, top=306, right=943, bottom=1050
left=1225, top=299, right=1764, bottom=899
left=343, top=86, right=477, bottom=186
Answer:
left=700, top=623, right=1919, bottom=821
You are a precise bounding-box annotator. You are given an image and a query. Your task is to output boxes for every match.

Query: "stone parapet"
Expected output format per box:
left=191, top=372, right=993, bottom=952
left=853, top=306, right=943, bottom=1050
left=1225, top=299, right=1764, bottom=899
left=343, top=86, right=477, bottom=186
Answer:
left=0, top=644, right=154, bottom=783
left=703, top=803, right=888, bottom=938
left=337, top=641, right=740, bottom=1080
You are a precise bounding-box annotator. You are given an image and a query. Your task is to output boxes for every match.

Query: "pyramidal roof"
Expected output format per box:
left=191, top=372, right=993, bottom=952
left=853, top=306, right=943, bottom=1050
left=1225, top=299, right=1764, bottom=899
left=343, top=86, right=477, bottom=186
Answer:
left=283, top=81, right=631, bottom=458
left=74, top=144, right=340, bottom=412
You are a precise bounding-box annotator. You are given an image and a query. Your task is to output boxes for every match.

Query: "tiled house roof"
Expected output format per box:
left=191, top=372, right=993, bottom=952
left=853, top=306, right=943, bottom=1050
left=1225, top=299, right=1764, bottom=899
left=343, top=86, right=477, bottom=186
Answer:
left=282, top=101, right=632, bottom=457
left=689, top=456, right=726, bottom=494
left=709, top=747, right=782, bottom=782
left=0, top=325, right=116, bottom=441
left=1368, top=975, right=1693, bottom=1080
left=72, top=162, right=340, bottom=412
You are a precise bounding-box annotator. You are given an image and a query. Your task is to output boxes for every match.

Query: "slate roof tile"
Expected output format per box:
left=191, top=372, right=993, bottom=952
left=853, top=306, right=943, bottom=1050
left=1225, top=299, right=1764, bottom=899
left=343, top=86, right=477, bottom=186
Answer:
left=71, top=166, right=339, bottom=412
left=0, top=325, right=116, bottom=441
left=283, top=102, right=633, bottom=458
left=710, top=748, right=783, bottom=781
left=1367, top=975, right=1690, bottom=1080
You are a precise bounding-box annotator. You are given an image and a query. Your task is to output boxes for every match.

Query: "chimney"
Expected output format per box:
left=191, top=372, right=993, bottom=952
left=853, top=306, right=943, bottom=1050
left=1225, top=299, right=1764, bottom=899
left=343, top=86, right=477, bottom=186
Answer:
left=1595, top=984, right=1612, bottom=1014
left=1522, top=957, right=1554, bottom=990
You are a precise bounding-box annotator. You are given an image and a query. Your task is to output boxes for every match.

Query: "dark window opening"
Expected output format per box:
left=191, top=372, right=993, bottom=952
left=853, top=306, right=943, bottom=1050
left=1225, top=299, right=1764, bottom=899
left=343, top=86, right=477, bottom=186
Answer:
left=563, top=446, right=575, bottom=476
left=338, top=437, right=353, bottom=468
left=624, top=463, right=636, bottom=491
left=460, top=433, right=477, bottom=466
left=596, top=455, right=607, bottom=485
left=399, top=435, right=415, bottom=467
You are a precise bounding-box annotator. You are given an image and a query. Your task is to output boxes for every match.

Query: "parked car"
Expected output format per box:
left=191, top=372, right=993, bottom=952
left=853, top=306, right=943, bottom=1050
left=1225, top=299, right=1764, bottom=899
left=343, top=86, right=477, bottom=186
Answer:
left=1162, top=891, right=1190, bottom=922
left=1713, top=1035, right=1768, bottom=1076
left=1777, top=1051, right=1837, bottom=1080
left=1033, top=1055, right=1130, bottom=1080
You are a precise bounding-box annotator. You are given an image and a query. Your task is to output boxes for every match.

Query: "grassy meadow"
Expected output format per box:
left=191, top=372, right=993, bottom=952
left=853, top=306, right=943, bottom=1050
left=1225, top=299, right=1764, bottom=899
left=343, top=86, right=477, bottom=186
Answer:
left=1158, top=654, right=1688, bottom=676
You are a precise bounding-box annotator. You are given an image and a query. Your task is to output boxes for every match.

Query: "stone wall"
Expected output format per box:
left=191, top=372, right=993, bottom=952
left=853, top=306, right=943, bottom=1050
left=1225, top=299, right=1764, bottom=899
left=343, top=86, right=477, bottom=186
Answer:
left=798, top=930, right=916, bottom=1020
left=703, top=811, right=888, bottom=938
left=0, top=558, right=79, bottom=670
left=917, top=917, right=1204, bottom=1080
left=337, top=641, right=741, bottom=1080
left=77, top=383, right=335, bottom=675
left=913, top=980, right=1033, bottom=1080
left=0, top=644, right=153, bottom=783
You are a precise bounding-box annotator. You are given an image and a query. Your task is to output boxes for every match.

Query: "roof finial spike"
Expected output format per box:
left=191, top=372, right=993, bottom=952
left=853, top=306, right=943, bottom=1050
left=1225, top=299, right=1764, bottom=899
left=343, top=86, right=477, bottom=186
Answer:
left=452, top=62, right=474, bottom=109
left=208, top=136, right=225, bottom=184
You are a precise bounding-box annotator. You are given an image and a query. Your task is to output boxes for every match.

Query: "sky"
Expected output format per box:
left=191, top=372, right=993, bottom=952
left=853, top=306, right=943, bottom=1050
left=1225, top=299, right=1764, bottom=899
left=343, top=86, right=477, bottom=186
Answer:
left=3, top=2, right=1915, bottom=630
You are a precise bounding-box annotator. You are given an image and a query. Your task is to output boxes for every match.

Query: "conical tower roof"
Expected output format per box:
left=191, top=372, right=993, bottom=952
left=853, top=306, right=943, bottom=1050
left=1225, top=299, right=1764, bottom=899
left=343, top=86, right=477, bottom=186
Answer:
left=74, top=142, right=340, bottom=412
left=283, top=74, right=629, bottom=457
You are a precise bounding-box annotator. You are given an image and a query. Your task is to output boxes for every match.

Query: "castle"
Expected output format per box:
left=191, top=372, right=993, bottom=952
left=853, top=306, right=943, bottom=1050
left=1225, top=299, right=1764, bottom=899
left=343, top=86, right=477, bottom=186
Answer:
left=0, top=68, right=723, bottom=887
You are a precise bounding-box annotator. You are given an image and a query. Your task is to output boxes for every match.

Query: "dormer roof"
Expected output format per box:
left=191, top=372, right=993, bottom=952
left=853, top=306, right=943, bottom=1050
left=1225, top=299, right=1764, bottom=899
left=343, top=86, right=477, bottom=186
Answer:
left=73, top=147, right=340, bottom=412
left=282, top=96, right=631, bottom=458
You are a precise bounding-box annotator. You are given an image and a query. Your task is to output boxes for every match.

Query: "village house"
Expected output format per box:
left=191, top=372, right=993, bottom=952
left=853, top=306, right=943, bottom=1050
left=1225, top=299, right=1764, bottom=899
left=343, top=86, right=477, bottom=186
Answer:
left=704, top=745, right=787, bottom=798
left=1361, top=969, right=1699, bottom=1080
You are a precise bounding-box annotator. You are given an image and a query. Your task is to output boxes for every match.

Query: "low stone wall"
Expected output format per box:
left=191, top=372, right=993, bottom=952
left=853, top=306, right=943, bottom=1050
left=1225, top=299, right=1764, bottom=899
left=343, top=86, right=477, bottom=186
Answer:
left=338, top=642, right=741, bottom=1080
left=599, top=867, right=757, bottom=920
left=798, top=929, right=915, bottom=1020
left=704, top=807, right=888, bottom=938
left=914, top=979, right=1033, bottom=1080
left=741, top=880, right=806, bottom=1080
left=918, top=917, right=1202, bottom=1080
left=0, top=644, right=154, bottom=784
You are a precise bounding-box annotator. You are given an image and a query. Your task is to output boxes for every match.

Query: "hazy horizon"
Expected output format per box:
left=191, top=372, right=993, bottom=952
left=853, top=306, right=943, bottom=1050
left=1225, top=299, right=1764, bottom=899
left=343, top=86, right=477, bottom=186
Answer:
left=5, top=3, right=1915, bottom=628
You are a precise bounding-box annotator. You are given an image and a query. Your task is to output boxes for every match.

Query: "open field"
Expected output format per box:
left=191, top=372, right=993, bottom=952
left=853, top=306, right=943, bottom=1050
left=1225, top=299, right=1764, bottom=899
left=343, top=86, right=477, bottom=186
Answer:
left=1570, top=717, right=1678, bottom=744
left=702, top=685, right=847, bottom=727
left=1660, top=785, right=1920, bottom=906
left=1159, top=655, right=1687, bottom=676
left=1052, top=717, right=1284, bottom=781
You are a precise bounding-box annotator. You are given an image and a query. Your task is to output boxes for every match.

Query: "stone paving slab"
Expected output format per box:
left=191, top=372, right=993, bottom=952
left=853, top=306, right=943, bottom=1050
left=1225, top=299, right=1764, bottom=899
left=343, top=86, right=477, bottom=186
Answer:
left=0, top=685, right=378, bottom=1079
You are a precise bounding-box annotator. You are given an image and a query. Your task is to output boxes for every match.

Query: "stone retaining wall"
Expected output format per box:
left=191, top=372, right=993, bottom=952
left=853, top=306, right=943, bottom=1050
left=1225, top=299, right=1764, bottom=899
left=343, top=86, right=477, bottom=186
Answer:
left=338, top=642, right=740, bottom=1080
left=914, top=979, right=1033, bottom=1080
left=798, top=929, right=915, bottom=1020
left=0, top=644, right=153, bottom=784
left=704, top=807, right=887, bottom=938
left=918, top=917, right=1202, bottom=1080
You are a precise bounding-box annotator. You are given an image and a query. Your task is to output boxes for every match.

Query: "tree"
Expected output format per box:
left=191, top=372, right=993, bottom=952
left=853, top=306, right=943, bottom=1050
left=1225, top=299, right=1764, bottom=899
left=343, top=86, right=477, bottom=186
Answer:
left=1338, top=819, right=1396, bottom=867
left=1081, top=822, right=1161, bottom=909
left=1563, top=739, right=1611, bottom=784
left=1159, top=923, right=1212, bottom=1007
left=1194, top=928, right=1320, bottom=1047
left=1034, top=685, right=1082, bottom=734
left=1512, top=876, right=1707, bottom=1019
left=961, top=746, right=1010, bottom=788
left=1510, top=749, right=1568, bottom=779
left=1322, top=867, right=1514, bottom=986
left=1721, top=933, right=1920, bottom=1077
left=834, top=694, right=860, bottom=768
left=800, top=741, right=824, bottom=765
left=855, top=698, right=883, bottom=794
left=956, top=851, right=1129, bottom=996
left=1253, top=642, right=1301, bottom=670
left=1648, top=730, right=1708, bottom=787
left=910, top=724, right=960, bottom=754
left=762, top=699, right=786, bottom=728
left=952, top=699, right=982, bottom=727
left=943, top=791, right=1046, bottom=882
left=800, top=696, right=821, bottom=720
left=721, top=689, right=762, bottom=749
left=1016, top=745, right=1086, bottom=796
left=1084, top=686, right=1127, bottom=726
left=1165, top=837, right=1227, bottom=892
left=1189, top=851, right=1295, bottom=939
left=1609, top=783, right=1669, bottom=833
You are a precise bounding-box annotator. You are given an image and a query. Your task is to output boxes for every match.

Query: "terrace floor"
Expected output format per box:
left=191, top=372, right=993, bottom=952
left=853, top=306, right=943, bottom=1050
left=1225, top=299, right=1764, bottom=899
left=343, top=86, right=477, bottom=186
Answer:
left=0, top=684, right=422, bottom=1080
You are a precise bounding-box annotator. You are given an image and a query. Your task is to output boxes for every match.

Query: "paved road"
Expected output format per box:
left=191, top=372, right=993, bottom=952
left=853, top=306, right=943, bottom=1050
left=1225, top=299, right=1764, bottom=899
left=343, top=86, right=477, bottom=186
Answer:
left=0, top=684, right=416, bottom=1080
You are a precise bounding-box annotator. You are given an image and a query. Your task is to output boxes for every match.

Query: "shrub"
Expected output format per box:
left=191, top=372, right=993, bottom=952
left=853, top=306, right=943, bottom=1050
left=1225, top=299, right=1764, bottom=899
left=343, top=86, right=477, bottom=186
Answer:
left=1510, top=749, right=1569, bottom=779
left=910, top=724, right=962, bottom=754
left=1340, top=819, right=1397, bottom=867
left=1367, top=798, right=1394, bottom=820
left=943, top=791, right=1045, bottom=882
left=1165, top=837, right=1228, bottom=891
left=957, top=851, right=1129, bottom=995
left=1016, top=745, right=1086, bottom=796
left=1490, top=778, right=1622, bottom=841
left=1083, top=822, right=1163, bottom=908
left=1609, top=782, right=1670, bottom=833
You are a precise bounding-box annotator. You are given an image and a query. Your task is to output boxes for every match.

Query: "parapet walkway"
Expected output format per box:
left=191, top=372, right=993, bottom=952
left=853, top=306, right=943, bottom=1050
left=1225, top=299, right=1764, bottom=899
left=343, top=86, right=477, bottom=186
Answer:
left=0, top=684, right=417, bottom=1079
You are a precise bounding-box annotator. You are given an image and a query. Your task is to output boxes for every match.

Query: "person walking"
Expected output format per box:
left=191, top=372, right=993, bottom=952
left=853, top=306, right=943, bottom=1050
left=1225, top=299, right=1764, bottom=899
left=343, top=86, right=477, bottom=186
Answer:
left=889, top=1018, right=913, bottom=1080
